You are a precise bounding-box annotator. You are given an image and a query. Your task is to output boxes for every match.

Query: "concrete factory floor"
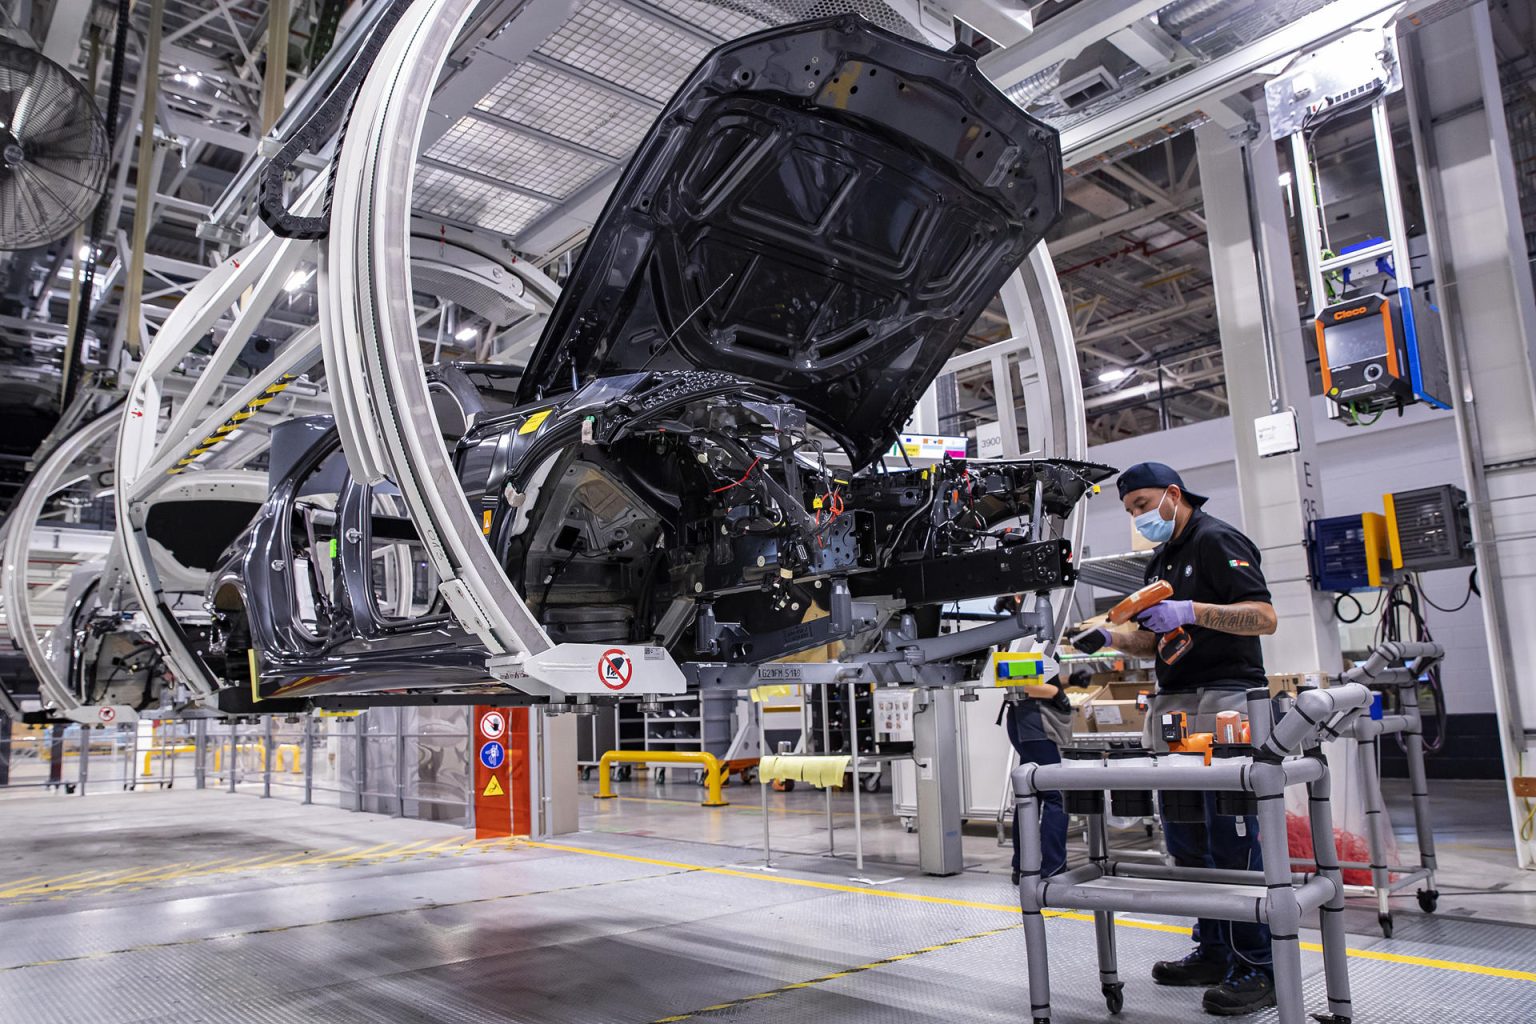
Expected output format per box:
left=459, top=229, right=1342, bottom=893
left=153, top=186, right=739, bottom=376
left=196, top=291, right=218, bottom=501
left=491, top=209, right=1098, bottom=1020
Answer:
left=0, top=776, right=1532, bottom=1023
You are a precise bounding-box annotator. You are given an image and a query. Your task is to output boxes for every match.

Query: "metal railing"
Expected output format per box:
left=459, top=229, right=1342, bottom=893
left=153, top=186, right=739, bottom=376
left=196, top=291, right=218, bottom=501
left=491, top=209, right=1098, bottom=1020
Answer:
left=1, top=708, right=473, bottom=826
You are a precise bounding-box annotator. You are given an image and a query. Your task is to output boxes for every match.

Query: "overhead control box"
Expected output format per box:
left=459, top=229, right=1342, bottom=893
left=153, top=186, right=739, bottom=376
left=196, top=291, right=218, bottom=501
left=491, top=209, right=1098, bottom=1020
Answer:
left=1315, top=290, right=1450, bottom=418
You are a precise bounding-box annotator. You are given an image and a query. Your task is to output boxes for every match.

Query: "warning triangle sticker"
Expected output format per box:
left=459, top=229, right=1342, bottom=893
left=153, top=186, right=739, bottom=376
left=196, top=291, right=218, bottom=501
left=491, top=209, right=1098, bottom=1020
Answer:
left=482, top=776, right=505, bottom=798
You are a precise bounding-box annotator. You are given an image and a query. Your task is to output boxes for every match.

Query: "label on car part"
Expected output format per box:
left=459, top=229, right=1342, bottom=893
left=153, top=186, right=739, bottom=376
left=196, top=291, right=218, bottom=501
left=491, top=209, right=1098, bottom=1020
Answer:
left=518, top=409, right=551, bottom=435
left=644, top=646, right=666, bottom=660
left=758, top=664, right=804, bottom=681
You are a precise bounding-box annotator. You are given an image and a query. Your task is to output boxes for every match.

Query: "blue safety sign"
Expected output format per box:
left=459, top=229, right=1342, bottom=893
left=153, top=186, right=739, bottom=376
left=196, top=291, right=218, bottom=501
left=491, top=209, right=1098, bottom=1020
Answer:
left=479, top=741, right=506, bottom=770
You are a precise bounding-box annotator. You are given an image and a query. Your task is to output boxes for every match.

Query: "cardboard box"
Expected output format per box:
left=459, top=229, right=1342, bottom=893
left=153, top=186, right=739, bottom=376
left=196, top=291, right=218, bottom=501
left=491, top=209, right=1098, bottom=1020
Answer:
left=1078, top=679, right=1154, bottom=735
left=1064, top=684, right=1103, bottom=735
left=1267, top=672, right=1328, bottom=696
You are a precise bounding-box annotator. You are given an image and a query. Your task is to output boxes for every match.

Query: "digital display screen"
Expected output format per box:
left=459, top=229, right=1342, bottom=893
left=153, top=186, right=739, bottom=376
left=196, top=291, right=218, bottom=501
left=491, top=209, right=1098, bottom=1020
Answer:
left=1325, top=313, right=1387, bottom=368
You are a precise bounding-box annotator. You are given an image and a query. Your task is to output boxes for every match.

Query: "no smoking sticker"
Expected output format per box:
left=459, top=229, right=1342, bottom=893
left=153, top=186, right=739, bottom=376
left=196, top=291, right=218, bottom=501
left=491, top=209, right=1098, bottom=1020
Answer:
left=597, top=648, right=632, bottom=690
left=99, top=707, right=116, bottom=723
left=479, top=711, right=505, bottom=739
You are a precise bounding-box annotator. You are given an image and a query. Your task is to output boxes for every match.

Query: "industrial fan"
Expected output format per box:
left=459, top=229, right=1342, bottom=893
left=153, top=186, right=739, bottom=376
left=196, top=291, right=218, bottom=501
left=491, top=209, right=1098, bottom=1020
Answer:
left=0, top=39, right=109, bottom=250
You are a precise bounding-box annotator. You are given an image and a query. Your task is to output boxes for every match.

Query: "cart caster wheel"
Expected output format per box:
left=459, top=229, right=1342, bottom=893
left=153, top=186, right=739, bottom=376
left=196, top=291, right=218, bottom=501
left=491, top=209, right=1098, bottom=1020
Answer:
left=1378, top=913, right=1393, bottom=939
left=1417, top=889, right=1439, bottom=914
left=744, top=767, right=757, bottom=785
left=64, top=784, right=76, bottom=794
left=580, top=766, right=592, bottom=782
left=617, top=765, right=633, bottom=782
left=695, top=770, right=707, bottom=786
left=861, top=773, right=881, bottom=794
left=901, top=817, right=915, bottom=833
left=1103, top=982, right=1124, bottom=1015
left=655, top=767, right=666, bottom=784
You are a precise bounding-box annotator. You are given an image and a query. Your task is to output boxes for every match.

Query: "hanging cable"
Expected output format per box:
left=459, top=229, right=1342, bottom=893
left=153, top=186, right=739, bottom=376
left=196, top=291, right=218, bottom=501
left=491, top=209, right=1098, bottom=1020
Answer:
left=1417, top=568, right=1479, bottom=614
left=64, top=0, right=133, bottom=407
left=1374, top=578, right=1448, bottom=755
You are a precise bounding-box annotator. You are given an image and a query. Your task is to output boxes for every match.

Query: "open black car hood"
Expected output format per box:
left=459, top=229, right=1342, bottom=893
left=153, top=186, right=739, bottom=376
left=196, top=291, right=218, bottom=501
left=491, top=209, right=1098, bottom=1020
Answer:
left=516, top=16, right=1063, bottom=469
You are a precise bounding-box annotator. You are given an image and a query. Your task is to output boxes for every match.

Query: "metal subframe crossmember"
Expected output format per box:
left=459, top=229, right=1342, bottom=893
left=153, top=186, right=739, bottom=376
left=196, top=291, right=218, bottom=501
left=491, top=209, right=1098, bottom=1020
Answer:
left=1013, top=686, right=1373, bottom=1024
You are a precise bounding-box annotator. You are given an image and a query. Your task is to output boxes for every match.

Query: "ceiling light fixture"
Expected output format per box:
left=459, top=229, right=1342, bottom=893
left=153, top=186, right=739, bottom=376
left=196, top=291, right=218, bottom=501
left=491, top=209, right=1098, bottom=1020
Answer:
left=455, top=326, right=478, bottom=342
left=1098, top=367, right=1131, bottom=383
left=283, top=269, right=314, bottom=293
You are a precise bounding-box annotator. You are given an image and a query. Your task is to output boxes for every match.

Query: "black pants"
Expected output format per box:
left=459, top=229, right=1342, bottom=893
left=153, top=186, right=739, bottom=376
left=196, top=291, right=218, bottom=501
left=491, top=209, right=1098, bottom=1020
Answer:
left=1005, top=700, right=1066, bottom=877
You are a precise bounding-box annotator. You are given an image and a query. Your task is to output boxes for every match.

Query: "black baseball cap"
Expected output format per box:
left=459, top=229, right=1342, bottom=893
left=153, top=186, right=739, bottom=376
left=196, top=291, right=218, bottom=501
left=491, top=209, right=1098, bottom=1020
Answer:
left=1115, top=461, right=1208, bottom=507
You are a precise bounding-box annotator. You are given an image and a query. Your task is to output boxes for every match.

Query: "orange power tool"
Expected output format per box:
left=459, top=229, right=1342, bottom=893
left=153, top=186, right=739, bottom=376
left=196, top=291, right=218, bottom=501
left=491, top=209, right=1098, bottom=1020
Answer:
left=1075, top=579, right=1194, bottom=665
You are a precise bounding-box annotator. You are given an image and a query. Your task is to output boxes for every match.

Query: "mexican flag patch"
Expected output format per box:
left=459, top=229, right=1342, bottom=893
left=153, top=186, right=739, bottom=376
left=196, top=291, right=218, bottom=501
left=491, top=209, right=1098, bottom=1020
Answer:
left=1228, top=559, right=1251, bottom=568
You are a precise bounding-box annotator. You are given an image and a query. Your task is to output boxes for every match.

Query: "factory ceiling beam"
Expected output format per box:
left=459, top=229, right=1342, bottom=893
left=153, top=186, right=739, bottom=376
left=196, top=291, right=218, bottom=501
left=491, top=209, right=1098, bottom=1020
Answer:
left=1059, top=0, right=1406, bottom=165
left=419, top=0, right=582, bottom=152
left=1075, top=293, right=1216, bottom=342
left=1048, top=196, right=1195, bottom=255
left=976, top=0, right=1168, bottom=90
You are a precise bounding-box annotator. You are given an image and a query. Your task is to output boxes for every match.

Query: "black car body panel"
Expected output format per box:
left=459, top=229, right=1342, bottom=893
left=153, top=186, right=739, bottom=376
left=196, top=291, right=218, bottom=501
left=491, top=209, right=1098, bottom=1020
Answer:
left=516, top=15, right=1062, bottom=470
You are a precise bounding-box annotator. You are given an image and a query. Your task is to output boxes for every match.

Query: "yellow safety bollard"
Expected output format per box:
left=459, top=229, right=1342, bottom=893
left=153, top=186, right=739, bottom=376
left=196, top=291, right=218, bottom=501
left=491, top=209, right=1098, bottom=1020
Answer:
left=274, top=743, right=302, bottom=774
left=594, top=749, right=728, bottom=807
left=140, top=745, right=196, bottom=776
left=213, top=742, right=267, bottom=773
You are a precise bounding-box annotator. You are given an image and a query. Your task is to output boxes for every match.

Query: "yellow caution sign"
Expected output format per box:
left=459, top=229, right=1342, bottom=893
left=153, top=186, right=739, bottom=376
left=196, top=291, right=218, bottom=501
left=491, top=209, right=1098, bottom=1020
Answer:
left=482, top=776, right=505, bottom=798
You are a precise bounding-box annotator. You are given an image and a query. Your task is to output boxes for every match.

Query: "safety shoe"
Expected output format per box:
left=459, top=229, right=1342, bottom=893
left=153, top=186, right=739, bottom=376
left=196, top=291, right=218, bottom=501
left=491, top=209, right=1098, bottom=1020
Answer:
left=1151, top=948, right=1229, bottom=987
left=1202, top=964, right=1277, bottom=1016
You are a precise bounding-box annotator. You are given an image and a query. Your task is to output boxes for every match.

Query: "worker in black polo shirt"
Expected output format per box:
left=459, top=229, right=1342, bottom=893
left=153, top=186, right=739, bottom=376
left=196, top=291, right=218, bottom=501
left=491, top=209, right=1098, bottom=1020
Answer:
left=1072, top=462, right=1279, bottom=1017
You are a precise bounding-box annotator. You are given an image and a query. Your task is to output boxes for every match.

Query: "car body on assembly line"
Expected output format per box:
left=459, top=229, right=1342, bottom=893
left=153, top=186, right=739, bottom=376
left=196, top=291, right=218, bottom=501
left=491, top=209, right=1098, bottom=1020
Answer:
left=203, top=16, right=1111, bottom=710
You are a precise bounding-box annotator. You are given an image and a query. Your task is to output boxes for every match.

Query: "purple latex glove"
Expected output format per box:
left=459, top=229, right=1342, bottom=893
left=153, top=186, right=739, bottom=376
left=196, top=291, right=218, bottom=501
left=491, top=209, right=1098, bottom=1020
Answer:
left=1135, top=599, right=1196, bottom=634
left=1072, top=626, right=1112, bottom=654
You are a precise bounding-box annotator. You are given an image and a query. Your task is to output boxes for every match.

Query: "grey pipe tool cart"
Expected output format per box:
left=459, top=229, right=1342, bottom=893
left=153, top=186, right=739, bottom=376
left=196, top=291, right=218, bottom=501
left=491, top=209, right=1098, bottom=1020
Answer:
left=1012, top=682, right=1376, bottom=1024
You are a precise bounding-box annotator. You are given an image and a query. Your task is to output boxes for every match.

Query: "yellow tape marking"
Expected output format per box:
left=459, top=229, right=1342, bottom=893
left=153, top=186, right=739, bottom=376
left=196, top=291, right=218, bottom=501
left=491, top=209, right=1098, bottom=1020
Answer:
left=519, top=841, right=1536, bottom=985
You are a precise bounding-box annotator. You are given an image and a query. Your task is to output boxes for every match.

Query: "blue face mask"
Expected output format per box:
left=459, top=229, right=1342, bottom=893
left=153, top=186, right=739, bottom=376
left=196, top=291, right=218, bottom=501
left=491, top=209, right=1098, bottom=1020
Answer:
left=1134, top=488, right=1176, bottom=543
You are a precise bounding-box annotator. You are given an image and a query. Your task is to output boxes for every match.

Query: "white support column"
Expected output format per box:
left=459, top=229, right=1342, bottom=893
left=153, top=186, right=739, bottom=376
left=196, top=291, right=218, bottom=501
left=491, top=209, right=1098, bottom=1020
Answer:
left=1404, top=3, right=1536, bottom=868
left=1195, top=116, right=1341, bottom=678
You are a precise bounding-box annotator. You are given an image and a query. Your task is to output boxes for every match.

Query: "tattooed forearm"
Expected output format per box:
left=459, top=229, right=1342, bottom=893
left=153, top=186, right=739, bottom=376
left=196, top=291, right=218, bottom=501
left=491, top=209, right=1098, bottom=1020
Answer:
left=1109, top=629, right=1159, bottom=656
left=1194, top=602, right=1278, bottom=636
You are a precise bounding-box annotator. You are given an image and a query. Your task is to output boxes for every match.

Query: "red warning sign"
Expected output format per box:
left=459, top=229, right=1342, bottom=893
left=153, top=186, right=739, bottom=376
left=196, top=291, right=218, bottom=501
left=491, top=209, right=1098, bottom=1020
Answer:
left=597, top=648, right=632, bottom=690
left=474, top=703, right=517, bottom=839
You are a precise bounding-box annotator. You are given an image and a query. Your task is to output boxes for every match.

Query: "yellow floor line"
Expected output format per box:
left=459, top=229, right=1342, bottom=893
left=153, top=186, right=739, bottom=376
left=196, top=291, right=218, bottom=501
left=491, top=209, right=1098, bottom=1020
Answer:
left=352, top=839, right=433, bottom=861
left=291, top=845, right=366, bottom=865
left=0, top=868, right=149, bottom=898
left=411, top=837, right=468, bottom=857
left=0, top=869, right=111, bottom=897
left=517, top=840, right=1536, bottom=984
left=594, top=794, right=848, bottom=818
left=104, top=858, right=246, bottom=886
left=650, top=924, right=1023, bottom=1023
left=0, top=834, right=509, bottom=903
